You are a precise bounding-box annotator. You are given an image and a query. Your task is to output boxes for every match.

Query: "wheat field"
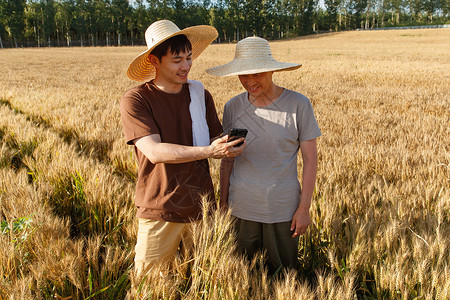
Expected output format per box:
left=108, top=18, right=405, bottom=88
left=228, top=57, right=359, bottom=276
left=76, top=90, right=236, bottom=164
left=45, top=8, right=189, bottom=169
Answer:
left=0, top=29, right=449, bottom=299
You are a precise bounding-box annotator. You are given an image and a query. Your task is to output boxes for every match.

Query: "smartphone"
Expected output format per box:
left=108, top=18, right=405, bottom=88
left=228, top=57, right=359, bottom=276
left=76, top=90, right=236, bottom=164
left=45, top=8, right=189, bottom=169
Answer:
left=227, top=128, right=248, bottom=147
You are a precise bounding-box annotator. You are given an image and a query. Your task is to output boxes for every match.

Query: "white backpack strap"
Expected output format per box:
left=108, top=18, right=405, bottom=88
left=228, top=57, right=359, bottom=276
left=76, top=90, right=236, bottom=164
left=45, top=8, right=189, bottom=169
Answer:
left=188, top=79, right=210, bottom=146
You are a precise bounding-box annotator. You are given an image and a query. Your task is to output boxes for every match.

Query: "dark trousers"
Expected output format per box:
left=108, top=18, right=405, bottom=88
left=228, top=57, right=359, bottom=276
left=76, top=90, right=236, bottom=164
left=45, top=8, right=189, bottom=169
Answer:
left=233, top=217, right=300, bottom=275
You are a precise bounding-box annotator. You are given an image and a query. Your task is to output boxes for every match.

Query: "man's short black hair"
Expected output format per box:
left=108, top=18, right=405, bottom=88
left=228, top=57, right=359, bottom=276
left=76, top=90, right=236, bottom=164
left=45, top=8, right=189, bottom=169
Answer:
left=150, top=34, right=192, bottom=61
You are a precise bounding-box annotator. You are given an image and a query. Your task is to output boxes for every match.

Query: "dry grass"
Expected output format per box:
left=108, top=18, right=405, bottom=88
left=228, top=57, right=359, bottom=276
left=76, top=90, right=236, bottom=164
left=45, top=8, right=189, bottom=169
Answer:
left=0, top=28, right=449, bottom=299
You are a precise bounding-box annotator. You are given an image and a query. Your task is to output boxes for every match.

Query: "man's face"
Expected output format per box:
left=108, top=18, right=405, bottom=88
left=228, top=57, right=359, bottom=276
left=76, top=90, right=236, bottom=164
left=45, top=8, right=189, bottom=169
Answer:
left=238, top=72, right=274, bottom=98
left=154, top=48, right=192, bottom=87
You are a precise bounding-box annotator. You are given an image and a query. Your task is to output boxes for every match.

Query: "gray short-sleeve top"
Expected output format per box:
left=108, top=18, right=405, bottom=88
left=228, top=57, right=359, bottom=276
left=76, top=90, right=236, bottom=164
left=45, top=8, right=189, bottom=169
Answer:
left=223, top=88, right=321, bottom=223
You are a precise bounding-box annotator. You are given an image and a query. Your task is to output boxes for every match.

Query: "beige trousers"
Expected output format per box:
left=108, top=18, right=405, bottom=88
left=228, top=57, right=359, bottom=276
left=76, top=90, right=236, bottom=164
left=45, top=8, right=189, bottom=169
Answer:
left=134, top=218, right=194, bottom=276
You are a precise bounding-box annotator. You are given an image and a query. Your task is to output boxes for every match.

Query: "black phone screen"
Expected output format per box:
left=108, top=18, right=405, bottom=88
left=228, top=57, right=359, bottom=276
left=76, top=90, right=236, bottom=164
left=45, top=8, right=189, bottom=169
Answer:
left=227, top=128, right=248, bottom=147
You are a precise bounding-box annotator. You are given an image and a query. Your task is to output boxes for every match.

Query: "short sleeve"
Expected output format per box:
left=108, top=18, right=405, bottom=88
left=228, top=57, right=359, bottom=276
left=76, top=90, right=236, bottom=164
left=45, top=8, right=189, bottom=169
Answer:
left=298, top=97, right=321, bottom=142
left=120, top=88, right=159, bottom=145
left=222, top=101, right=232, bottom=135
left=205, top=89, right=223, bottom=139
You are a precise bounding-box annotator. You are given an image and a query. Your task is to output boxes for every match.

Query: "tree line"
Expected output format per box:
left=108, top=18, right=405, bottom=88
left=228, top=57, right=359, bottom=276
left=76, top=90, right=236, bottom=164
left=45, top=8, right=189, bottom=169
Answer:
left=0, top=0, right=448, bottom=48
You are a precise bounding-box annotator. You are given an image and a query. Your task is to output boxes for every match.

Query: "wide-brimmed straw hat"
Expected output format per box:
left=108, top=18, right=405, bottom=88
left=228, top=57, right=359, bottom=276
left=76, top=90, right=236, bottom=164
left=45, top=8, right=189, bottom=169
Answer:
left=206, top=36, right=301, bottom=77
left=127, top=20, right=218, bottom=81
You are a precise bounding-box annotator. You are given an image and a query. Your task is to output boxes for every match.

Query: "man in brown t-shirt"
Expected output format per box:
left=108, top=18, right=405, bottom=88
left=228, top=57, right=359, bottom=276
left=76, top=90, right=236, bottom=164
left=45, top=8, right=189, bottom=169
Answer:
left=120, top=20, right=244, bottom=274
left=120, top=20, right=245, bottom=275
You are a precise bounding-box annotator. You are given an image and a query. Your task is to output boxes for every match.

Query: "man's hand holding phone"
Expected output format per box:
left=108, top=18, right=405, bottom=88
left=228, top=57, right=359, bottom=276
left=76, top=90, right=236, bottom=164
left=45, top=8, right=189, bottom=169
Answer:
left=209, top=128, right=247, bottom=159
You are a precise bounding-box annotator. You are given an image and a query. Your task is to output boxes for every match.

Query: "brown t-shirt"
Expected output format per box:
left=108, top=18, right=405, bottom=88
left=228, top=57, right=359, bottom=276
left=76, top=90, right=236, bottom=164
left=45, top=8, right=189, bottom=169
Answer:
left=120, top=81, right=223, bottom=222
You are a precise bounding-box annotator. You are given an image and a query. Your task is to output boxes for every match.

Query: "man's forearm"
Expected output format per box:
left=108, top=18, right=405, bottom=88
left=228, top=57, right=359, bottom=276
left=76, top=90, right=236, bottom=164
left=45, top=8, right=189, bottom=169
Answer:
left=135, top=134, right=244, bottom=164
left=139, top=140, right=210, bottom=164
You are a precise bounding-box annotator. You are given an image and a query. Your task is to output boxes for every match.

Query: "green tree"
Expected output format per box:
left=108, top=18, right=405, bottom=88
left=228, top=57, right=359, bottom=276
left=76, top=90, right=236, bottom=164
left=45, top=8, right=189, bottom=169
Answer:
left=272, top=0, right=291, bottom=38
left=314, top=7, right=328, bottom=31
left=26, top=0, right=43, bottom=46
left=112, top=0, right=130, bottom=45
left=210, top=0, right=227, bottom=41
left=423, top=0, right=440, bottom=22
left=94, top=0, right=113, bottom=45
left=153, top=0, right=173, bottom=20
left=129, top=0, right=149, bottom=43
left=84, top=0, right=99, bottom=45
left=186, top=0, right=211, bottom=26
left=0, top=0, right=8, bottom=47
left=408, top=0, right=424, bottom=22
left=241, top=0, right=266, bottom=36
left=291, top=0, right=318, bottom=34
left=56, top=0, right=76, bottom=46
left=348, top=0, right=368, bottom=29
left=324, top=0, right=342, bottom=30
left=42, top=0, right=56, bottom=46
left=72, top=0, right=88, bottom=45
left=226, top=0, right=244, bottom=41
left=439, top=0, right=449, bottom=18
left=172, top=0, right=187, bottom=27
left=387, top=0, right=403, bottom=24
left=6, top=0, right=27, bottom=47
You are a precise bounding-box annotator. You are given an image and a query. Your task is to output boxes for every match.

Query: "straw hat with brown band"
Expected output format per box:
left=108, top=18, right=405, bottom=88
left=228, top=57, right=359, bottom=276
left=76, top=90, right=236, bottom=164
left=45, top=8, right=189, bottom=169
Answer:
left=127, top=20, right=218, bottom=82
left=206, top=36, right=301, bottom=77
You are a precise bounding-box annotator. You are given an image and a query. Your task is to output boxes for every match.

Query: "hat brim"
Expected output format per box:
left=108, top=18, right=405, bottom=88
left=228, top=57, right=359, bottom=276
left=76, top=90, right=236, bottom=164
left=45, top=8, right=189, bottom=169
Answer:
left=206, top=59, right=301, bottom=77
left=127, top=25, right=218, bottom=82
